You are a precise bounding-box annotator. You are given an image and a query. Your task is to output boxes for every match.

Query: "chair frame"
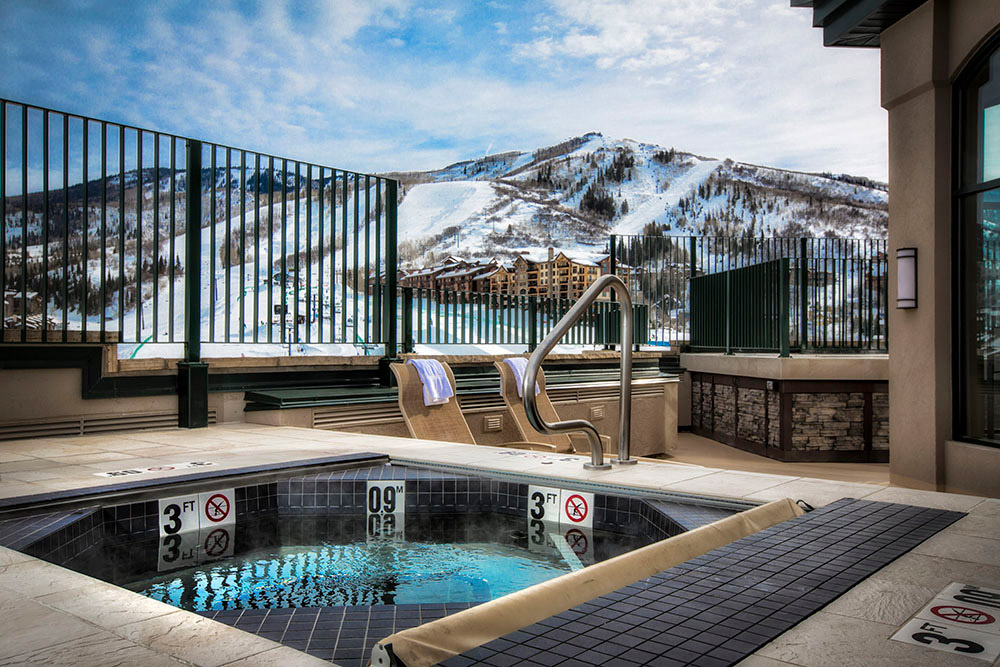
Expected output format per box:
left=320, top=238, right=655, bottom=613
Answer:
left=391, top=362, right=557, bottom=451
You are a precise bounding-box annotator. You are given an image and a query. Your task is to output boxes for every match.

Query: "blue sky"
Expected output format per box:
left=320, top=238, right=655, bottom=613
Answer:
left=0, top=0, right=887, bottom=180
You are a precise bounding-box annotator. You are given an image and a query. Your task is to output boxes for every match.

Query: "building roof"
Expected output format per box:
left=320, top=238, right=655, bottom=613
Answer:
left=407, top=266, right=448, bottom=278
left=792, top=0, right=926, bottom=48
left=438, top=265, right=492, bottom=280
left=4, top=290, right=39, bottom=299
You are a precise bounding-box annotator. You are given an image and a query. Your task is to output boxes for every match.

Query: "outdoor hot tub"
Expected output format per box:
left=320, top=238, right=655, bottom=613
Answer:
left=0, top=456, right=754, bottom=666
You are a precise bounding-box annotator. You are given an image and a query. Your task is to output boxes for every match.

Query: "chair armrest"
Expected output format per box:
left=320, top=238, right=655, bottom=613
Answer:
left=568, top=433, right=613, bottom=454
left=498, top=441, right=560, bottom=452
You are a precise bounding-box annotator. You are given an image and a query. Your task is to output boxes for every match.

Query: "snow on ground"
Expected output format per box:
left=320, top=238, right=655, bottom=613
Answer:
left=398, top=182, right=499, bottom=242
left=614, top=157, right=721, bottom=235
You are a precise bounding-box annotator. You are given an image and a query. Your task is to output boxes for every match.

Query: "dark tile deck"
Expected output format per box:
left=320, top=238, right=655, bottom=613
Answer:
left=442, top=498, right=963, bottom=667
left=0, top=506, right=99, bottom=550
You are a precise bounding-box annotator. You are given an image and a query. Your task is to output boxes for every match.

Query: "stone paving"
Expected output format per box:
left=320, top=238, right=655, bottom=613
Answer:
left=0, top=423, right=996, bottom=666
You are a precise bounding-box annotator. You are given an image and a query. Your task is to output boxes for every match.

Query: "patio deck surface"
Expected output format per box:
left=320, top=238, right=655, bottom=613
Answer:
left=0, top=423, right=995, bottom=666
left=661, top=432, right=890, bottom=486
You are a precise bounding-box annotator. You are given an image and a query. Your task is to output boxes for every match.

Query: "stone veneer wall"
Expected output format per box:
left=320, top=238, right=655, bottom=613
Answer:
left=767, top=391, right=781, bottom=449
left=712, top=384, right=734, bottom=437
left=790, top=393, right=865, bottom=451
left=691, top=377, right=704, bottom=431
left=872, top=392, right=889, bottom=450
left=689, top=372, right=888, bottom=462
left=736, top=387, right=766, bottom=445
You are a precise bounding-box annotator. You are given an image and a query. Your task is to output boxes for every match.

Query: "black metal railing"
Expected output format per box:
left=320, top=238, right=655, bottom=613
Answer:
left=690, top=258, right=791, bottom=355
left=0, top=99, right=397, bottom=354
left=1, top=100, right=887, bottom=358
left=398, top=287, right=648, bottom=351
left=613, top=234, right=888, bottom=352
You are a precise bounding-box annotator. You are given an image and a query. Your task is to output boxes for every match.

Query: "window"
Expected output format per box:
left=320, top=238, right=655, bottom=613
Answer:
left=956, top=33, right=1000, bottom=446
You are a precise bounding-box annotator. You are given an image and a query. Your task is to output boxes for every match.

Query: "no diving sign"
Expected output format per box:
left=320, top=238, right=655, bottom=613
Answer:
left=564, top=494, right=590, bottom=524
left=892, top=583, right=1000, bottom=662
left=527, top=486, right=594, bottom=528
left=203, top=493, right=232, bottom=523
left=931, top=606, right=996, bottom=626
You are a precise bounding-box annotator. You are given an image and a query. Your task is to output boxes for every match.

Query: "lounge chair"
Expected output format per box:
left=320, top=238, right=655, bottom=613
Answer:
left=494, top=359, right=612, bottom=455
left=390, top=362, right=557, bottom=451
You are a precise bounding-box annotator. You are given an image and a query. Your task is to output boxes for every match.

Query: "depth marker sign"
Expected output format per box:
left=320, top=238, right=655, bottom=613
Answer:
left=892, top=582, right=1000, bottom=662
left=366, top=480, right=405, bottom=540
left=528, top=486, right=562, bottom=524
left=96, top=461, right=215, bottom=478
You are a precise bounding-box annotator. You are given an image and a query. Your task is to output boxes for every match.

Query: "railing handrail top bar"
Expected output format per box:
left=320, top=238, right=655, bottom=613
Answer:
left=0, top=97, right=392, bottom=182
left=613, top=233, right=886, bottom=242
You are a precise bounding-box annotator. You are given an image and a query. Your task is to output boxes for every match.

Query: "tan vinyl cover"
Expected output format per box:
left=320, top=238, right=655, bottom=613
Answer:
left=373, top=497, right=803, bottom=667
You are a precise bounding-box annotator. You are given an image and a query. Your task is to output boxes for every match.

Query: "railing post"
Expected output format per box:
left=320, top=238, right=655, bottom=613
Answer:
left=380, top=179, right=399, bottom=386
left=178, top=140, right=208, bottom=428
left=401, top=287, right=414, bottom=353
left=689, top=235, right=697, bottom=278
left=687, top=236, right=697, bottom=349
left=780, top=258, right=791, bottom=358
left=725, top=268, right=732, bottom=355
left=528, top=296, right=538, bottom=351
left=799, top=237, right=808, bottom=350
left=607, top=235, right=617, bottom=350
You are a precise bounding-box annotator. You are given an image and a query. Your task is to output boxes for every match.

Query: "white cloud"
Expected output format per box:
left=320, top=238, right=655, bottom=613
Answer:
left=516, top=0, right=741, bottom=70
left=0, top=0, right=887, bottom=180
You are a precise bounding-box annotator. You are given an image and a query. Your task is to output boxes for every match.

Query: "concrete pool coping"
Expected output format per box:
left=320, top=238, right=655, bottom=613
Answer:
left=0, top=423, right=997, bottom=666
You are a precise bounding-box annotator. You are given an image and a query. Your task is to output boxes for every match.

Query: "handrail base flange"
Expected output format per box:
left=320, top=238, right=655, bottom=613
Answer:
left=612, top=458, right=638, bottom=465
left=583, top=462, right=613, bottom=471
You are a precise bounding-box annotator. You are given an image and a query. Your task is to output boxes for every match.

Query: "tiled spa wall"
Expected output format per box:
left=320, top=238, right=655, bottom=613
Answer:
left=2, top=463, right=737, bottom=572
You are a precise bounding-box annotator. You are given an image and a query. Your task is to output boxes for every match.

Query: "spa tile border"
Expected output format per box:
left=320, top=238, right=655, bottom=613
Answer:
left=2, top=463, right=719, bottom=557
left=0, top=451, right=387, bottom=510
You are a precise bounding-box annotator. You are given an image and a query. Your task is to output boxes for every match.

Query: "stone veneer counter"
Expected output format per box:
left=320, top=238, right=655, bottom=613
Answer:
left=682, top=354, right=888, bottom=463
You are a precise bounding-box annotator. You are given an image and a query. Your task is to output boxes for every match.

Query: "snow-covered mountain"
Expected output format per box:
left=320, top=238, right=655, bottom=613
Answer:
left=388, top=132, right=888, bottom=267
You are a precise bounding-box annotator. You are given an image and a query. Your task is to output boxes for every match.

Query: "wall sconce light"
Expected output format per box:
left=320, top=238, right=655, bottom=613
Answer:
left=896, top=247, right=917, bottom=309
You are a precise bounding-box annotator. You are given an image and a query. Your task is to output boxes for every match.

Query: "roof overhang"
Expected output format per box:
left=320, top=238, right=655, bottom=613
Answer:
left=792, top=0, right=926, bottom=47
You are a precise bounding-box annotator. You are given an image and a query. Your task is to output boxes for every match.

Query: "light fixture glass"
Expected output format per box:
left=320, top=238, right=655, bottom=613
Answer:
left=896, top=247, right=917, bottom=308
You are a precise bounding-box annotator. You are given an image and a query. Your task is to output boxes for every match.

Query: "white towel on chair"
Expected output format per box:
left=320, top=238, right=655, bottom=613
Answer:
left=406, top=359, right=454, bottom=406
left=502, top=357, right=540, bottom=399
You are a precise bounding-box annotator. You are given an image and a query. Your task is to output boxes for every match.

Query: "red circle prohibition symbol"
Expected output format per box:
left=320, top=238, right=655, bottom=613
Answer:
left=931, top=605, right=996, bottom=625
left=565, top=528, right=589, bottom=555
left=204, top=494, right=231, bottom=523
left=203, top=528, right=230, bottom=557
left=564, top=494, right=588, bottom=523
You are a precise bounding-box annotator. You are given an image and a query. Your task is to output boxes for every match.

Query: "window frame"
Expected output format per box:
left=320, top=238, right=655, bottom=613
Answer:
left=953, top=29, right=1000, bottom=449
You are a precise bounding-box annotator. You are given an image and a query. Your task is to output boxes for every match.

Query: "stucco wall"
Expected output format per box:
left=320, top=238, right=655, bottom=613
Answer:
left=248, top=380, right=679, bottom=459
left=0, top=367, right=246, bottom=433
left=881, top=0, right=1000, bottom=496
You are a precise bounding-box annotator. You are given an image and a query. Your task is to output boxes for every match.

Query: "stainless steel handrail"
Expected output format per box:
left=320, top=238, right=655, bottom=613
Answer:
left=523, top=274, right=636, bottom=470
